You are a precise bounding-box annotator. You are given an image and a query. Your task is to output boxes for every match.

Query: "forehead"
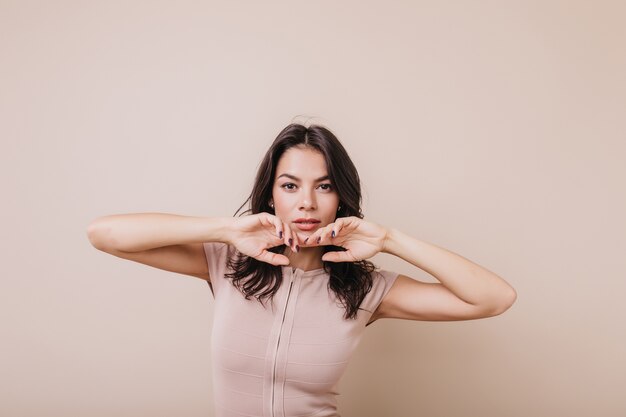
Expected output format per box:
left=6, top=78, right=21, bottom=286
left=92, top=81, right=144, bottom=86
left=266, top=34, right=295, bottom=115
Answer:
left=275, top=147, right=328, bottom=179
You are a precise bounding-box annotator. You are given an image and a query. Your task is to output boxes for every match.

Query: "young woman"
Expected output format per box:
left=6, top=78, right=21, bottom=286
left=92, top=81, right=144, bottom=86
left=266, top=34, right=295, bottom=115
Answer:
left=87, top=122, right=517, bottom=417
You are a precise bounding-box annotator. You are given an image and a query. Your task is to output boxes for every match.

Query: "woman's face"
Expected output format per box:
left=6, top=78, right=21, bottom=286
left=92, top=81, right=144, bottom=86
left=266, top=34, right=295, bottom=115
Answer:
left=271, top=146, right=340, bottom=237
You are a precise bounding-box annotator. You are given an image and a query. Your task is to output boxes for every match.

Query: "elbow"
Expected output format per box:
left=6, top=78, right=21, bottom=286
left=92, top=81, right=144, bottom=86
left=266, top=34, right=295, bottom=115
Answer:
left=491, top=287, right=517, bottom=316
left=86, top=219, right=111, bottom=251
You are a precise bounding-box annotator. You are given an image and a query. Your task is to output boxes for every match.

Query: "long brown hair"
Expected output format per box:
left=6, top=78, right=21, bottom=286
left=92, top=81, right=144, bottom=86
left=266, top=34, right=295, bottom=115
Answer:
left=225, top=122, right=377, bottom=319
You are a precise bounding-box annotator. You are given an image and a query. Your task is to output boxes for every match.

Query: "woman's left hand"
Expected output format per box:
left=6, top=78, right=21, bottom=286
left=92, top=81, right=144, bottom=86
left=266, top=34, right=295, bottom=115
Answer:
left=300, top=216, right=389, bottom=262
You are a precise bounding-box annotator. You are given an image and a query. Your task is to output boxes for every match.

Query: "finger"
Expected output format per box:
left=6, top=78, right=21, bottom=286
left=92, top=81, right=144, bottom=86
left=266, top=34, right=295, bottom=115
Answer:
left=284, top=221, right=296, bottom=252
left=316, top=224, right=334, bottom=245
left=329, top=219, right=343, bottom=240
left=271, top=214, right=283, bottom=239
left=292, top=229, right=301, bottom=253
left=302, top=228, right=321, bottom=246
left=304, top=228, right=320, bottom=246
left=286, top=225, right=304, bottom=252
left=260, top=214, right=281, bottom=243
left=289, top=226, right=302, bottom=253
left=322, top=250, right=354, bottom=263
left=260, top=249, right=290, bottom=266
left=262, top=216, right=284, bottom=248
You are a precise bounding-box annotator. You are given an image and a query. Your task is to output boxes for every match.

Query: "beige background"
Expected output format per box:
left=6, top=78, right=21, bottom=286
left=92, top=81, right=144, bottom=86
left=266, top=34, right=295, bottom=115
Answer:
left=2, top=1, right=624, bottom=416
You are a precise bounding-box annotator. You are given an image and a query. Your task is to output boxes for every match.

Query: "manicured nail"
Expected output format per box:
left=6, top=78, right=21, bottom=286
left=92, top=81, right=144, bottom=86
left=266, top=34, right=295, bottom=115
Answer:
left=279, top=231, right=283, bottom=238
left=316, top=237, right=321, bottom=243
left=331, top=230, right=335, bottom=238
left=289, top=238, right=293, bottom=245
left=296, top=245, right=300, bottom=252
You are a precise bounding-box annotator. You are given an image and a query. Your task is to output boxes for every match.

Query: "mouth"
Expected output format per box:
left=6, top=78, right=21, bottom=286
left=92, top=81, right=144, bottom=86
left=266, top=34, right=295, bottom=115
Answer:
left=293, top=218, right=321, bottom=224
left=293, top=219, right=321, bottom=231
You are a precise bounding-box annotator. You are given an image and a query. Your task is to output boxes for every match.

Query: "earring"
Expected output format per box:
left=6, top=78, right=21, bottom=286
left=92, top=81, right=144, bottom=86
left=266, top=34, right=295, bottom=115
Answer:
left=337, top=205, right=342, bottom=211
left=269, top=202, right=274, bottom=208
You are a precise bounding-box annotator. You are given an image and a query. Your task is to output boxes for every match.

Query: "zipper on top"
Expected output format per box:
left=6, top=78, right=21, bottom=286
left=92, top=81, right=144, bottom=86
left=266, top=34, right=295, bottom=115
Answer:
left=270, top=269, right=296, bottom=417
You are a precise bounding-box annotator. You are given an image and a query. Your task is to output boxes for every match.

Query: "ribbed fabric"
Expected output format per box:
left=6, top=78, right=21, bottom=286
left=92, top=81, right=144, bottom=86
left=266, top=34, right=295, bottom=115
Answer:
left=203, top=242, right=399, bottom=417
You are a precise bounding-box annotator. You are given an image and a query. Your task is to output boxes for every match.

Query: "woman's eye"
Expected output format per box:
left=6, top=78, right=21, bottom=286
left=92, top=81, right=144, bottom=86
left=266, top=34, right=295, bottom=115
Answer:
left=280, top=183, right=333, bottom=191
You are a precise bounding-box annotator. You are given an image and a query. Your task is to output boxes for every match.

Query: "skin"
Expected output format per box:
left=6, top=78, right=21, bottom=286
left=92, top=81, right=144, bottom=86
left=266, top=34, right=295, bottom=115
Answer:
left=229, top=145, right=517, bottom=322
left=88, top=145, right=517, bottom=322
left=269, top=145, right=340, bottom=271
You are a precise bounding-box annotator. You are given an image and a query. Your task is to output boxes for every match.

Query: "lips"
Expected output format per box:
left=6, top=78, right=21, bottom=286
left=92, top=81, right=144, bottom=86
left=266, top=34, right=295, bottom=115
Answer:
left=294, top=218, right=321, bottom=224
left=294, top=219, right=320, bottom=231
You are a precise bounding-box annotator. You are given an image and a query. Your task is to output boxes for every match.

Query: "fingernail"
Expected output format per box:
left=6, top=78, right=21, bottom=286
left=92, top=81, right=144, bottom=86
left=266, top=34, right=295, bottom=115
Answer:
left=316, top=237, right=321, bottom=243
left=296, top=245, right=300, bottom=252
left=289, top=238, right=293, bottom=245
left=304, top=237, right=309, bottom=244
left=279, top=231, right=283, bottom=238
left=331, top=230, right=335, bottom=238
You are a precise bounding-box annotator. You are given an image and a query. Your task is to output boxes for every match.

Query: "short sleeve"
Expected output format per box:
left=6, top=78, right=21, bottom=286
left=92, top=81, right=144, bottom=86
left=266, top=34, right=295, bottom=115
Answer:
left=202, top=241, right=235, bottom=297
left=360, top=269, right=400, bottom=315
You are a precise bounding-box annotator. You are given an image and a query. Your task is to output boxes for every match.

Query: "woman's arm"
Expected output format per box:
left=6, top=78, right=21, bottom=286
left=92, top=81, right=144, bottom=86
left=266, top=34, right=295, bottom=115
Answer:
left=274, top=215, right=518, bottom=321
left=86, top=213, right=232, bottom=252
left=376, top=227, right=517, bottom=321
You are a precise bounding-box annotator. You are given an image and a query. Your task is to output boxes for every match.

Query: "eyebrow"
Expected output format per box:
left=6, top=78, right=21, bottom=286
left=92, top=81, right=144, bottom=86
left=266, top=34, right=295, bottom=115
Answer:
left=276, top=173, right=330, bottom=182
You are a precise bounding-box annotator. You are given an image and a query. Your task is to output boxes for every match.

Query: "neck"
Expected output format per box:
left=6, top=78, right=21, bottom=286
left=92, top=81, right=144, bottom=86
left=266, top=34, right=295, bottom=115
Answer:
left=284, top=246, right=324, bottom=271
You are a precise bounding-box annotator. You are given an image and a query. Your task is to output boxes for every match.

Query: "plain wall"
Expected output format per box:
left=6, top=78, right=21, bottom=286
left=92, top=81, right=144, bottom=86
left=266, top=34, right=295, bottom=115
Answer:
left=1, top=1, right=624, bottom=416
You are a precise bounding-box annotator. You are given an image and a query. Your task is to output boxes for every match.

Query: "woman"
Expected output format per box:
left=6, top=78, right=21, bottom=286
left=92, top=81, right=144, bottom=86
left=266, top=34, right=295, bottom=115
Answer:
left=87, top=122, right=517, bottom=417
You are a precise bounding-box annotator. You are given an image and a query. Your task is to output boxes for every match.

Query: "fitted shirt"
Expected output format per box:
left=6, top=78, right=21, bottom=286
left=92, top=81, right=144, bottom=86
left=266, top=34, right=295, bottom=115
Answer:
left=203, top=241, right=399, bottom=417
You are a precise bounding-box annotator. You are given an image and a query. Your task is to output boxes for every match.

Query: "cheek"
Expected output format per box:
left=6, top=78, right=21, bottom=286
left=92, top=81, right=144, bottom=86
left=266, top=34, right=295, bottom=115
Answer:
left=273, top=193, right=294, bottom=209
left=324, top=197, right=340, bottom=215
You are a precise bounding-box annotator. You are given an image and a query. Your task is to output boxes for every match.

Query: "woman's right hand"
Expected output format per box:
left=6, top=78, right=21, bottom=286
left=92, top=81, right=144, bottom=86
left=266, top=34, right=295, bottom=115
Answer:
left=225, top=213, right=303, bottom=266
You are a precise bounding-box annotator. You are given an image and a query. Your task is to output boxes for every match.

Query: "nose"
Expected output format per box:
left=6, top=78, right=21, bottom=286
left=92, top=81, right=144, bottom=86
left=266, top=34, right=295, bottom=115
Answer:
left=299, top=189, right=316, bottom=210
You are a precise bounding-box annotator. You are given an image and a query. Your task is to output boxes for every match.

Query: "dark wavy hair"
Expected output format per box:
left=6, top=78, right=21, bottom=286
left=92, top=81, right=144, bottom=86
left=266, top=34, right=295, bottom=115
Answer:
left=224, top=122, right=377, bottom=319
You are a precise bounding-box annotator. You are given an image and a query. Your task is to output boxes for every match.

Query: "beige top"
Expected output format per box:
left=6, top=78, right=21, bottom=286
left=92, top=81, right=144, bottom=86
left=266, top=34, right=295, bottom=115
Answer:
left=203, top=241, right=399, bottom=417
